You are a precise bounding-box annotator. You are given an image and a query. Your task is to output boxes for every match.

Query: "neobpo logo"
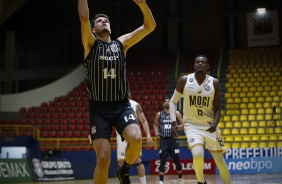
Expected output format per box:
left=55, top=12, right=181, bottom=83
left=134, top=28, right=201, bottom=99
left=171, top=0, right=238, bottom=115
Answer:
left=228, top=158, right=272, bottom=172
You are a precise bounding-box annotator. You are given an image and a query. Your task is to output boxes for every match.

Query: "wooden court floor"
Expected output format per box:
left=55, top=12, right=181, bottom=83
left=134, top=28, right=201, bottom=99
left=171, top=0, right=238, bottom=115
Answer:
left=10, top=174, right=282, bottom=184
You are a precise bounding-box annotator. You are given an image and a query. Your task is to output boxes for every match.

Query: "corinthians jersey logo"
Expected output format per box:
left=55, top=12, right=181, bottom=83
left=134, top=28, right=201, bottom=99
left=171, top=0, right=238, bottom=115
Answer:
left=110, top=44, right=119, bottom=52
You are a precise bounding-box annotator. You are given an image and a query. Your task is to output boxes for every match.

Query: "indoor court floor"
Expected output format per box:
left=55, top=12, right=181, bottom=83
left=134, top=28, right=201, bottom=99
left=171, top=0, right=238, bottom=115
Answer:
left=10, top=174, right=282, bottom=184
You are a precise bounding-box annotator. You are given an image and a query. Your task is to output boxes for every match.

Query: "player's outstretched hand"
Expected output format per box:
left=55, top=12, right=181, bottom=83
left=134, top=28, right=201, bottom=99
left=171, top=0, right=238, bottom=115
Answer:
left=172, top=121, right=179, bottom=139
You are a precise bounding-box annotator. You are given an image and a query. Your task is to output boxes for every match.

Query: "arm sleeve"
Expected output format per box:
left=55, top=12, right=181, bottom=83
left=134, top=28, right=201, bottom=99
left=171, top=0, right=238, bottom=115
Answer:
left=169, top=90, right=182, bottom=122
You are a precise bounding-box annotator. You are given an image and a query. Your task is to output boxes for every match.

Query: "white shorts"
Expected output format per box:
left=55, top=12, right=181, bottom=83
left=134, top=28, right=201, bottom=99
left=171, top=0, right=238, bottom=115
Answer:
left=184, top=124, right=226, bottom=153
left=116, top=132, right=127, bottom=161
left=116, top=131, right=142, bottom=161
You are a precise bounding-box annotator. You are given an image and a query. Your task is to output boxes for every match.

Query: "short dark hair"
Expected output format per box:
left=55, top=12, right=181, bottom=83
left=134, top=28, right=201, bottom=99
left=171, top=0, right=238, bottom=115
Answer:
left=91, top=13, right=110, bottom=29
left=195, top=55, right=209, bottom=64
left=164, top=96, right=170, bottom=101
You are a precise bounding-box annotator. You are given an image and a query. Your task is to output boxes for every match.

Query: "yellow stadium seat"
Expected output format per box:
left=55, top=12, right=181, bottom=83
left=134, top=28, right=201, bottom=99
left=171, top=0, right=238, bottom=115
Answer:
left=256, top=115, right=265, bottom=121
left=225, top=83, right=232, bottom=88
left=240, top=115, right=248, bottom=121
left=239, top=92, right=246, bottom=98
left=225, top=122, right=233, bottom=128
left=265, top=108, right=273, bottom=114
left=257, top=97, right=264, bottom=102
left=250, top=121, right=258, bottom=127
left=225, top=143, right=231, bottom=149
left=240, top=103, right=247, bottom=109
left=226, top=110, right=240, bottom=115
left=257, top=108, right=265, bottom=114
left=241, top=143, right=249, bottom=148
left=223, top=115, right=231, bottom=122
left=250, top=142, right=258, bottom=148
left=268, top=142, right=276, bottom=148
left=273, top=96, right=280, bottom=102
left=269, top=135, right=277, bottom=141
left=255, top=103, right=263, bottom=108
left=225, top=137, right=233, bottom=142
left=249, top=128, right=257, bottom=134
left=241, top=109, right=248, bottom=115
left=241, top=121, right=249, bottom=128
left=231, top=128, right=239, bottom=135
left=233, top=122, right=241, bottom=128
left=243, top=136, right=251, bottom=141
left=250, top=97, right=257, bottom=103
left=257, top=128, right=265, bottom=134
left=247, top=103, right=255, bottom=108
left=257, top=87, right=263, bottom=91
left=262, top=91, right=269, bottom=97
left=260, top=136, right=268, bottom=141
left=258, top=142, right=267, bottom=148
left=264, top=76, right=271, bottom=82
left=258, top=121, right=267, bottom=127
left=234, top=137, right=242, bottom=141
left=275, top=127, right=282, bottom=133
left=263, top=102, right=271, bottom=108
left=240, top=128, right=248, bottom=135
left=242, top=87, right=249, bottom=92
left=264, top=86, right=271, bottom=91
left=257, top=77, right=263, bottom=82
left=276, top=81, right=282, bottom=86
left=271, top=85, right=278, bottom=91
left=224, top=93, right=231, bottom=98
left=232, top=143, right=240, bottom=149
left=249, top=87, right=256, bottom=92
left=226, top=104, right=239, bottom=109
left=252, top=136, right=259, bottom=141
left=254, top=92, right=262, bottom=97
left=248, top=115, right=256, bottom=121
left=277, top=142, right=282, bottom=147
left=265, top=96, right=272, bottom=102
left=254, top=82, right=260, bottom=87
left=231, top=115, right=239, bottom=121
left=226, top=98, right=234, bottom=103
left=223, top=129, right=231, bottom=135
left=265, top=114, right=272, bottom=121
left=218, top=122, right=224, bottom=128
left=249, top=109, right=257, bottom=114
left=266, top=127, right=274, bottom=133
left=234, top=98, right=241, bottom=103
left=242, top=97, right=249, bottom=103
left=270, top=91, right=277, bottom=97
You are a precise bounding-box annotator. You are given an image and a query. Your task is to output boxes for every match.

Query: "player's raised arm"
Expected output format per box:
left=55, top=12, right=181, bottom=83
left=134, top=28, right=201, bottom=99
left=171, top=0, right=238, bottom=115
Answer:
left=118, top=0, right=156, bottom=54
left=78, top=0, right=95, bottom=58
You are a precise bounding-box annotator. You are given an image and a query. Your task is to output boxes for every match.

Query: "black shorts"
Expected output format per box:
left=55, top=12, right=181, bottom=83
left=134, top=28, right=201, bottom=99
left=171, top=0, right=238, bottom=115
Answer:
left=159, top=137, right=180, bottom=156
left=88, top=98, right=139, bottom=141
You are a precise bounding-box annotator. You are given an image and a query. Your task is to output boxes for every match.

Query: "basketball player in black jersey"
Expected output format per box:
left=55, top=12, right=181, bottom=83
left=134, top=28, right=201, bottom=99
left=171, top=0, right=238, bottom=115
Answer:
left=153, top=97, right=184, bottom=184
left=78, top=0, right=156, bottom=184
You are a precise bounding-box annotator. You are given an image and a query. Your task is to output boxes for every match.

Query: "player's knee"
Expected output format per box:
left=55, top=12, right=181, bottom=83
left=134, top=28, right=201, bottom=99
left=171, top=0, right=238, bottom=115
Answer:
left=135, top=161, right=143, bottom=166
left=191, top=145, right=204, bottom=158
left=97, top=152, right=110, bottom=164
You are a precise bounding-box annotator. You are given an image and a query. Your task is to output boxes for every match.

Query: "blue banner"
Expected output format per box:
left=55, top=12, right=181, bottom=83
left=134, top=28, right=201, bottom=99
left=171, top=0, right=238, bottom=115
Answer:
left=217, top=157, right=282, bottom=174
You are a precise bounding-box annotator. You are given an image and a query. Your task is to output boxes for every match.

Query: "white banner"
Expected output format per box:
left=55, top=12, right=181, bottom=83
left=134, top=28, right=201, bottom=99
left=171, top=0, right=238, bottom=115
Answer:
left=247, top=10, right=280, bottom=47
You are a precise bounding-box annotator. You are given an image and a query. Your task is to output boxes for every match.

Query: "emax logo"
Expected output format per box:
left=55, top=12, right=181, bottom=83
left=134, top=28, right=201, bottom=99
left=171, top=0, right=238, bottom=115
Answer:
left=0, top=162, right=30, bottom=177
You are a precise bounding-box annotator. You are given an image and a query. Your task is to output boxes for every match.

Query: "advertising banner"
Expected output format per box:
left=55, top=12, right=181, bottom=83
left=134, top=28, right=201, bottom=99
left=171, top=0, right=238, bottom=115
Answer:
left=225, top=147, right=282, bottom=159
left=31, top=158, right=75, bottom=181
left=247, top=10, right=280, bottom=47
left=0, top=159, right=34, bottom=183
left=224, top=157, right=282, bottom=174
left=149, top=159, right=216, bottom=175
